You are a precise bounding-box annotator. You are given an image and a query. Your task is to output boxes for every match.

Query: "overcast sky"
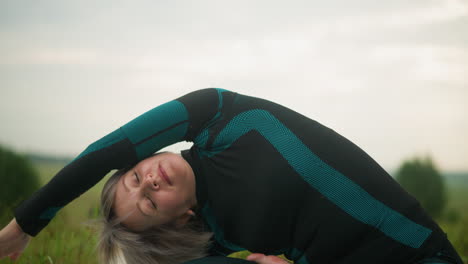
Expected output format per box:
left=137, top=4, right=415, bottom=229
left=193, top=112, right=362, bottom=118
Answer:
left=1, top=0, right=467, bottom=172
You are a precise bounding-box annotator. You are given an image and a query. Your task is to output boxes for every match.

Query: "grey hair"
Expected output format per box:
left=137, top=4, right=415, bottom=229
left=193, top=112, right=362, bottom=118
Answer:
left=98, top=167, right=213, bottom=264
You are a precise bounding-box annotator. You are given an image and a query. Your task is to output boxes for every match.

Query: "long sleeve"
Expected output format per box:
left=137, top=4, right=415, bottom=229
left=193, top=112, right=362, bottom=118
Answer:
left=14, top=88, right=221, bottom=236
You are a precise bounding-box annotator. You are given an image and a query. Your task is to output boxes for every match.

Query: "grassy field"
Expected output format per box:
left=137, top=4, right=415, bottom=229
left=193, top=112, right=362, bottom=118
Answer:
left=1, top=161, right=107, bottom=264
left=1, top=162, right=467, bottom=264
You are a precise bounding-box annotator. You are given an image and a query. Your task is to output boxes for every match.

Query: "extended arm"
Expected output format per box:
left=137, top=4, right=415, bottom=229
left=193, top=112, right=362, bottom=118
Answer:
left=11, top=88, right=221, bottom=237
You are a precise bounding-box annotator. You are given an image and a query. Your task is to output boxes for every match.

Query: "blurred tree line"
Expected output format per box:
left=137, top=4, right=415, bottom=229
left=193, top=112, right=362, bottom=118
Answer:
left=396, top=156, right=446, bottom=218
left=0, top=145, right=40, bottom=224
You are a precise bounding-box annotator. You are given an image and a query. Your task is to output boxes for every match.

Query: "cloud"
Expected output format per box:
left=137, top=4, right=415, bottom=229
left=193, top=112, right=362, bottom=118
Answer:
left=307, top=0, right=468, bottom=38
left=379, top=0, right=467, bottom=28
left=0, top=48, right=101, bottom=66
left=369, top=44, right=468, bottom=83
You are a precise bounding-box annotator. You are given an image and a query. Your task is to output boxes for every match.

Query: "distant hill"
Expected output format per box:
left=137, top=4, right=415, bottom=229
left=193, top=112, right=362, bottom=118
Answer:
left=444, top=171, right=468, bottom=188
left=444, top=171, right=468, bottom=178
left=25, top=153, right=73, bottom=165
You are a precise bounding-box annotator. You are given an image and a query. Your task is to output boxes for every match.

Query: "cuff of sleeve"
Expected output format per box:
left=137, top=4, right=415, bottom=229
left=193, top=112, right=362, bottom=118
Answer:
left=14, top=204, right=49, bottom=237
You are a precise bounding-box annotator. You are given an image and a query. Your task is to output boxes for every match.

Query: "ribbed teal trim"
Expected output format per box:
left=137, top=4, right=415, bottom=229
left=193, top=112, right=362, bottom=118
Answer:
left=194, top=88, right=227, bottom=149
left=214, top=88, right=228, bottom=111
left=195, top=128, right=209, bottom=148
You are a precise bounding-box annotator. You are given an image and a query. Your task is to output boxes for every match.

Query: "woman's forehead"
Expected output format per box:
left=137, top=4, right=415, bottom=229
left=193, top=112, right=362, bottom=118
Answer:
left=114, top=175, right=129, bottom=215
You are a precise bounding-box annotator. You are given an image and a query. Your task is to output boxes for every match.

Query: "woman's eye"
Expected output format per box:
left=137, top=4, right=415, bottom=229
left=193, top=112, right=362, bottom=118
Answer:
left=134, top=172, right=140, bottom=183
left=146, top=196, right=157, bottom=209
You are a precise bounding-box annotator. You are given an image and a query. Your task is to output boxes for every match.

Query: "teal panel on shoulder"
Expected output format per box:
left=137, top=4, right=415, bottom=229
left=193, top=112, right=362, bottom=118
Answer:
left=122, top=100, right=188, bottom=145
left=207, top=109, right=432, bottom=249
left=134, top=122, right=189, bottom=160
left=74, top=128, right=127, bottom=161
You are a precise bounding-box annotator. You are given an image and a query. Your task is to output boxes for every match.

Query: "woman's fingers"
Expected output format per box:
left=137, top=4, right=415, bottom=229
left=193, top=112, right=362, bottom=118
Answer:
left=0, top=236, right=28, bottom=260
left=247, top=253, right=290, bottom=264
left=247, top=253, right=266, bottom=262
left=0, top=239, right=21, bottom=259
left=0, top=229, right=13, bottom=258
left=0, top=241, right=13, bottom=259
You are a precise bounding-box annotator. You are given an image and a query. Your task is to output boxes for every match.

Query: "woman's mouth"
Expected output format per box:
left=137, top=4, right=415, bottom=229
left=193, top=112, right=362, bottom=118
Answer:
left=159, top=165, right=173, bottom=186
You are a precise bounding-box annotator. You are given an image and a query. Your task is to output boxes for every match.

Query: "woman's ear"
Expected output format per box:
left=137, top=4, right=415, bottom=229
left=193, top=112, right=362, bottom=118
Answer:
left=175, top=209, right=196, bottom=228
left=187, top=209, right=196, bottom=217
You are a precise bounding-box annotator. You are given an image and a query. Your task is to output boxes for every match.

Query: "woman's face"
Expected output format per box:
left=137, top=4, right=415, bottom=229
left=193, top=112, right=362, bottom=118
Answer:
left=113, top=152, right=197, bottom=231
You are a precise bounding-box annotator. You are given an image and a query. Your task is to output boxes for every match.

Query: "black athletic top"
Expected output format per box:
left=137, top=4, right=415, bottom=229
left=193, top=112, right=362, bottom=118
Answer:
left=14, top=88, right=457, bottom=264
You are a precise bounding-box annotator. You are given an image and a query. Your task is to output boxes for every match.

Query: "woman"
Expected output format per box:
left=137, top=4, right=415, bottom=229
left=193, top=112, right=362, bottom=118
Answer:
left=0, top=88, right=463, bottom=264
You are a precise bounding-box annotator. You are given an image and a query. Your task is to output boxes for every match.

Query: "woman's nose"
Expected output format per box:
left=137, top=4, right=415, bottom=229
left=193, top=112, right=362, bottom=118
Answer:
left=144, top=173, right=159, bottom=190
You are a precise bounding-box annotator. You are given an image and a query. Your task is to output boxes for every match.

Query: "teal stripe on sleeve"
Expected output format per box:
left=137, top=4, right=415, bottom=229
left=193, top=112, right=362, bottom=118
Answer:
left=133, top=122, right=189, bottom=160
left=207, top=109, right=432, bottom=249
left=121, top=100, right=189, bottom=159
left=74, top=128, right=127, bottom=161
left=122, top=100, right=188, bottom=145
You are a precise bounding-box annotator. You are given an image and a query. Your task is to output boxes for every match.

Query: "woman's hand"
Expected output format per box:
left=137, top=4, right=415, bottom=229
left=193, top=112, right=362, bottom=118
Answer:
left=0, top=218, right=31, bottom=261
left=247, top=253, right=291, bottom=264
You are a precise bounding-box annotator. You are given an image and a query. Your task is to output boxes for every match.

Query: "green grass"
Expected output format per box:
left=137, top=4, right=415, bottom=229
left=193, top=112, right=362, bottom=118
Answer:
left=1, top=162, right=467, bottom=263
left=1, top=161, right=107, bottom=264
left=437, top=178, right=468, bottom=263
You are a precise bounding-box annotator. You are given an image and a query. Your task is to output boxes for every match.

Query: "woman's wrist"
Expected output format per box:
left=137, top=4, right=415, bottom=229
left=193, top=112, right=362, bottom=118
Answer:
left=10, top=218, right=29, bottom=238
